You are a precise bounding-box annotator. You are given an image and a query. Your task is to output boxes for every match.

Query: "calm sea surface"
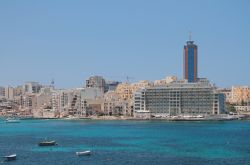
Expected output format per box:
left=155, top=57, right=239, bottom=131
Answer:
left=0, top=119, right=250, bottom=165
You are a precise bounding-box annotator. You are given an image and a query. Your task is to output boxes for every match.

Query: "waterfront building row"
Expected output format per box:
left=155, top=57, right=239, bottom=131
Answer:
left=1, top=76, right=229, bottom=119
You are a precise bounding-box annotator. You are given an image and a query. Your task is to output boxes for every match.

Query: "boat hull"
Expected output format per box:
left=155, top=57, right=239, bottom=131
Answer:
left=38, top=141, right=56, bottom=146
left=4, top=154, right=16, bottom=161
left=5, top=119, right=20, bottom=123
left=76, top=151, right=91, bottom=156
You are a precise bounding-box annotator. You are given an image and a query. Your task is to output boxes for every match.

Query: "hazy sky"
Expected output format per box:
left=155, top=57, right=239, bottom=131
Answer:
left=1, top=0, right=249, bottom=88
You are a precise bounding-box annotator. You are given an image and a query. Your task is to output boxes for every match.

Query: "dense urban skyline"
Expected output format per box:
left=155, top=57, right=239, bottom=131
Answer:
left=1, top=0, right=250, bottom=88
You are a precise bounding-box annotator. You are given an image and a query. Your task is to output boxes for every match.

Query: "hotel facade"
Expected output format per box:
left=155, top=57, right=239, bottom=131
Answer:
left=134, top=79, right=225, bottom=118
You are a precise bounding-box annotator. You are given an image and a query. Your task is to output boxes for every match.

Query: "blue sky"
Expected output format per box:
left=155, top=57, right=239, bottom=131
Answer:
left=0, top=0, right=249, bottom=88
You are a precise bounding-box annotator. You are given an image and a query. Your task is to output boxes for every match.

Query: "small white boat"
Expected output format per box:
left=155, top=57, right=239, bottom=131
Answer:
left=5, top=118, right=20, bottom=123
left=76, top=150, right=91, bottom=156
left=38, top=140, right=57, bottom=146
left=4, top=154, right=16, bottom=161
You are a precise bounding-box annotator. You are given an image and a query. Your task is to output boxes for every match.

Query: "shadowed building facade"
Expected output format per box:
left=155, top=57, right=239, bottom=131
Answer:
left=183, top=40, right=198, bottom=82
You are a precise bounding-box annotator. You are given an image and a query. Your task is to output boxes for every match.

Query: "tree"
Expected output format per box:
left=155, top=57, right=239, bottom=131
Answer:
left=241, top=99, right=245, bottom=106
left=226, top=103, right=236, bottom=113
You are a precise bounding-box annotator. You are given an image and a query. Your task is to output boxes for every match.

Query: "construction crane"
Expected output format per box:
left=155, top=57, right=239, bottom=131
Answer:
left=51, top=78, right=55, bottom=89
left=125, top=76, right=134, bottom=84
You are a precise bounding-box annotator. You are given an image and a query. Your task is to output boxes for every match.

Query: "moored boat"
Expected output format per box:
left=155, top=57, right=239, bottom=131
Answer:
left=4, top=154, right=16, bottom=161
left=38, top=140, right=57, bottom=146
left=76, top=150, right=91, bottom=156
left=5, top=118, right=20, bottom=123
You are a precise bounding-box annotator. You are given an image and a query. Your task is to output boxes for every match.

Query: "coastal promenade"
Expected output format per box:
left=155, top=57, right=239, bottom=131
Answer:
left=4, top=113, right=247, bottom=121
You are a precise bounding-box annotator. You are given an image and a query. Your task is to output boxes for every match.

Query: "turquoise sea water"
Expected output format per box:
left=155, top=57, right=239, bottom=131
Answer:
left=0, top=119, right=250, bottom=165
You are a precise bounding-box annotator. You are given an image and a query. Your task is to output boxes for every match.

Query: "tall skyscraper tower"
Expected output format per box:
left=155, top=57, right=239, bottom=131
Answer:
left=183, top=33, right=198, bottom=82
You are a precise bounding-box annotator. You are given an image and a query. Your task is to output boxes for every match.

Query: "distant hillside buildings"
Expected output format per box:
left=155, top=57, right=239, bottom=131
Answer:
left=219, top=86, right=250, bottom=104
left=218, top=87, right=250, bottom=114
left=23, top=82, right=42, bottom=93
left=1, top=76, right=249, bottom=118
left=85, top=75, right=121, bottom=93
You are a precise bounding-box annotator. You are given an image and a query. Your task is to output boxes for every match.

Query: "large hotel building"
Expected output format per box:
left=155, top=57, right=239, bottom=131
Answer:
left=133, top=39, right=225, bottom=118
left=134, top=79, right=225, bottom=118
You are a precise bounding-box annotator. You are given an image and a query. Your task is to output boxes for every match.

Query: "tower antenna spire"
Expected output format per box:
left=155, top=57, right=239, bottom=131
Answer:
left=51, top=78, right=55, bottom=89
left=189, top=31, right=192, bottom=41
